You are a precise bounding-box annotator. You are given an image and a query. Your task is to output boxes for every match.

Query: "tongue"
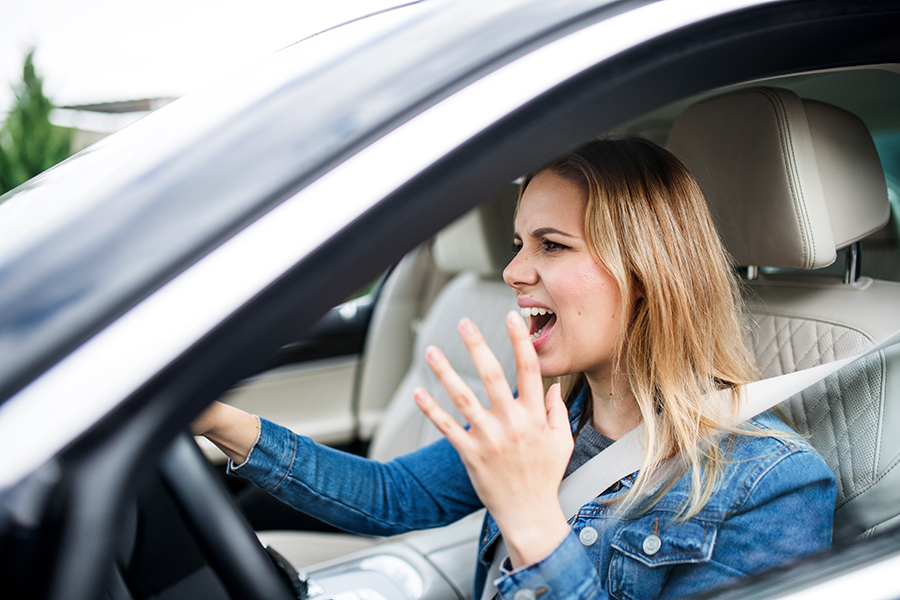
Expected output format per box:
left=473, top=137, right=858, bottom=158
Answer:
left=530, top=313, right=555, bottom=335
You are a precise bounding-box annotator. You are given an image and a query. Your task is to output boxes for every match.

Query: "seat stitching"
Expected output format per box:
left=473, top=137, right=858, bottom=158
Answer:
left=758, top=88, right=812, bottom=266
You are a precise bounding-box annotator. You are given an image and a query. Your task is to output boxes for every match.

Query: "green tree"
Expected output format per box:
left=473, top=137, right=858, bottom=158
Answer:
left=0, top=49, right=72, bottom=195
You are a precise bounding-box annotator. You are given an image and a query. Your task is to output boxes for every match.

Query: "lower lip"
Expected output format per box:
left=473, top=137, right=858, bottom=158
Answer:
left=531, top=319, right=556, bottom=351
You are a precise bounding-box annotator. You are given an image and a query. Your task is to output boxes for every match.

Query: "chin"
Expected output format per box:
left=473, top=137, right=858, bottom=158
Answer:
left=536, top=359, right=570, bottom=381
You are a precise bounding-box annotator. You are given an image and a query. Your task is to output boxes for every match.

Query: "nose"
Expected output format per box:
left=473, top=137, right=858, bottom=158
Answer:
left=503, top=249, right=538, bottom=290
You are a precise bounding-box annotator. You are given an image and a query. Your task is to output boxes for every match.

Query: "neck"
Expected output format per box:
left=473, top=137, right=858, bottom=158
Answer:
left=583, top=371, right=641, bottom=440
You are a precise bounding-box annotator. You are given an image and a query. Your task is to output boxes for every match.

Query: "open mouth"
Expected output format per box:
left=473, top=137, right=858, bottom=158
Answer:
left=520, top=307, right=556, bottom=341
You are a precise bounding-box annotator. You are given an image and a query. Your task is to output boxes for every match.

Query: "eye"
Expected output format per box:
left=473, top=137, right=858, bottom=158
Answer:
left=510, top=241, right=523, bottom=255
left=541, top=239, right=569, bottom=253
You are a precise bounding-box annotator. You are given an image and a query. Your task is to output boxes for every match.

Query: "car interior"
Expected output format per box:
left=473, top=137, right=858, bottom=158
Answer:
left=125, top=65, right=900, bottom=599
left=665, top=84, right=900, bottom=542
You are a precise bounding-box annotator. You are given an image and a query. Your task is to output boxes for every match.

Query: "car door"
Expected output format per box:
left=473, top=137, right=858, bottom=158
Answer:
left=198, top=286, right=379, bottom=461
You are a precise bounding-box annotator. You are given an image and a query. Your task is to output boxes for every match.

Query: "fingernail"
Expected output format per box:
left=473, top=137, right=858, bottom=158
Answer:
left=458, top=318, right=475, bottom=335
left=507, top=310, right=525, bottom=329
left=425, top=345, right=442, bottom=363
left=413, top=387, right=427, bottom=404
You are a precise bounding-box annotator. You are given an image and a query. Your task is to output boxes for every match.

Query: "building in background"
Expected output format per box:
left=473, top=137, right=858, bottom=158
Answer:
left=51, top=97, right=177, bottom=152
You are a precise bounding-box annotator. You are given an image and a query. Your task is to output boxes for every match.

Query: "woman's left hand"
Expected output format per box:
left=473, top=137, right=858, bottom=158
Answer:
left=414, top=310, right=574, bottom=568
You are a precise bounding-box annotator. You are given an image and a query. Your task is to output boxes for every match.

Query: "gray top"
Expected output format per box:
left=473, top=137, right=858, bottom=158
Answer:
left=564, top=422, right=615, bottom=478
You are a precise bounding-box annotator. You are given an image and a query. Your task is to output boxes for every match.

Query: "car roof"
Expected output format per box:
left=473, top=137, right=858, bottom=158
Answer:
left=0, top=0, right=624, bottom=405
left=623, top=67, right=900, bottom=141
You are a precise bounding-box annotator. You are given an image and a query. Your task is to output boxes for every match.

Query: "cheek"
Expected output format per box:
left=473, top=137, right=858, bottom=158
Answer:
left=565, top=266, right=621, bottom=319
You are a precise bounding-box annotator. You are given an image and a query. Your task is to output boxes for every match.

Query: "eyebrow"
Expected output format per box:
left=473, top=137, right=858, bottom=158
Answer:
left=514, top=227, right=579, bottom=239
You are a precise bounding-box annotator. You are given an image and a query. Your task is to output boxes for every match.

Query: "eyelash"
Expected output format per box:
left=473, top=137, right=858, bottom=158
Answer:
left=542, top=239, right=568, bottom=252
left=510, top=239, right=569, bottom=255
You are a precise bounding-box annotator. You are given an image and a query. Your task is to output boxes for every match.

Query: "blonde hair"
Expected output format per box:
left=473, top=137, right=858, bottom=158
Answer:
left=522, top=137, right=758, bottom=519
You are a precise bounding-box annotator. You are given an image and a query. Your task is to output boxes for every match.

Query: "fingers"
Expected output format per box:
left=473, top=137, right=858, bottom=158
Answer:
left=413, top=386, right=471, bottom=451
left=545, top=382, right=574, bottom=461
left=456, top=318, right=515, bottom=412
left=423, top=344, right=491, bottom=426
left=506, top=311, right=545, bottom=410
left=422, top=314, right=547, bottom=434
left=544, top=383, right=571, bottom=433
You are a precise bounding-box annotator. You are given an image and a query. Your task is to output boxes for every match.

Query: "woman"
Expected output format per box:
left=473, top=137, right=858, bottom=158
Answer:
left=194, top=138, right=835, bottom=600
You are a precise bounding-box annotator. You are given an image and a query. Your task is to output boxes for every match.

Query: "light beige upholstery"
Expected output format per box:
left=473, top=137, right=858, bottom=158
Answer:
left=260, top=185, right=519, bottom=567
left=357, top=186, right=518, bottom=447
left=742, top=280, right=900, bottom=541
left=669, top=89, right=888, bottom=266
left=669, top=88, right=899, bottom=541
left=431, top=191, right=517, bottom=278
left=368, top=273, right=517, bottom=461
left=668, top=88, right=836, bottom=270
left=803, top=99, right=891, bottom=248
left=355, top=243, right=450, bottom=441
left=369, top=187, right=517, bottom=461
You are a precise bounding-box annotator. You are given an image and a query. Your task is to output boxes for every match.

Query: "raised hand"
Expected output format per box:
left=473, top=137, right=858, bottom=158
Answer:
left=414, top=310, right=574, bottom=568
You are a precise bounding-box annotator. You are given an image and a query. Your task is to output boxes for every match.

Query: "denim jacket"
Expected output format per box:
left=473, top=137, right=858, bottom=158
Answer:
left=231, top=390, right=835, bottom=600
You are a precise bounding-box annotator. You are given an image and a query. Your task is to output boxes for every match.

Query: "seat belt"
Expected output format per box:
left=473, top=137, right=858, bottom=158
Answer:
left=481, top=329, right=900, bottom=600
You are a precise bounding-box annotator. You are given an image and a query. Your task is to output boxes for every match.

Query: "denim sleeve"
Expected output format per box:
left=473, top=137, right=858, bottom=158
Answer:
left=229, top=417, right=482, bottom=536
left=496, top=531, right=608, bottom=600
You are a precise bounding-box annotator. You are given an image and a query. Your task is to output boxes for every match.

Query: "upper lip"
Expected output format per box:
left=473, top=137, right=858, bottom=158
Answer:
left=517, top=298, right=552, bottom=310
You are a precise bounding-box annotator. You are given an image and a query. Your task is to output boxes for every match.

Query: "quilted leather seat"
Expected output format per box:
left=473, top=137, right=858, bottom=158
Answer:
left=668, top=87, right=900, bottom=541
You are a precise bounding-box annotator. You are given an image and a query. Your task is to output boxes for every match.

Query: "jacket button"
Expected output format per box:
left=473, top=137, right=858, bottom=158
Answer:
left=514, top=590, right=536, bottom=600
left=578, top=526, right=598, bottom=546
left=642, top=534, right=662, bottom=555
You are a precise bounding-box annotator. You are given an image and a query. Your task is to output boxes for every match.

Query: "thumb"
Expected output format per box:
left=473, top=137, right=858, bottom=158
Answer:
left=544, top=383, right=570, bottom=433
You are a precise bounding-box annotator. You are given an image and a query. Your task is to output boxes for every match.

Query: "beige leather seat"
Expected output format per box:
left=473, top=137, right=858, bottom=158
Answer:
left=260, top=186, right=519, bottom=566
left=365, top=189, right=519, bottom=461
left=667, top=87, right=900, bottom=541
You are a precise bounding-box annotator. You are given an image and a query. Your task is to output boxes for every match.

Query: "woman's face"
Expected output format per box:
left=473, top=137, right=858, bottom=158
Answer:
left=503, top=170, right=623, bottom=382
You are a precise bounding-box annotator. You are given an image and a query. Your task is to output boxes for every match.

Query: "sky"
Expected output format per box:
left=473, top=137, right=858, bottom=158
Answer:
left=0, top=0, right=406, bottom=115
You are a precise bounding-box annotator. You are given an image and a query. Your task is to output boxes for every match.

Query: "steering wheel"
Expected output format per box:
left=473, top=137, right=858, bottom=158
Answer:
left=158, top=434, right=300, bottom=600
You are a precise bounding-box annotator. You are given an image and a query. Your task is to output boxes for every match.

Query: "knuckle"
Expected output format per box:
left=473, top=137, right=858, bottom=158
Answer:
left=434, top=413, right=460, bottom=435
left=479, top=439, right=503, bottom=461
left=499, top=422, right=522, bottom=443
left=452, top=391, right=472, bottom=407
left=481, top=369, right=506, bottom=387
left=517, top=359, right=541, bottom=377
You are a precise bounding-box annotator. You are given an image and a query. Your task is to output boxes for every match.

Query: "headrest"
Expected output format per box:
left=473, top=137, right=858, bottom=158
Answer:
left=667, top=87, right=889, bottom=269
left=432, top=184, right=518, bottom=277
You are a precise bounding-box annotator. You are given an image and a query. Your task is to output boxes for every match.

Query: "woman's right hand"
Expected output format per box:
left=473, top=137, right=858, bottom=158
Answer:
left=191, top=401, right=260, bottom=465
left=413, top=311, right=574, bottom=569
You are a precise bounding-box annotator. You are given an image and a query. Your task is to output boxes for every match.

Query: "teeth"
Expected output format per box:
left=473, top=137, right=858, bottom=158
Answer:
left=530, top=327, right=545, bottom=341
left=520, top=307, right=555, bottom=318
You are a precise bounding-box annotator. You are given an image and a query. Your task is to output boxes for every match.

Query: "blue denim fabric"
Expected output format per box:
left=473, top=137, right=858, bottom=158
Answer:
left=231, top=390, right=835, bottom=600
